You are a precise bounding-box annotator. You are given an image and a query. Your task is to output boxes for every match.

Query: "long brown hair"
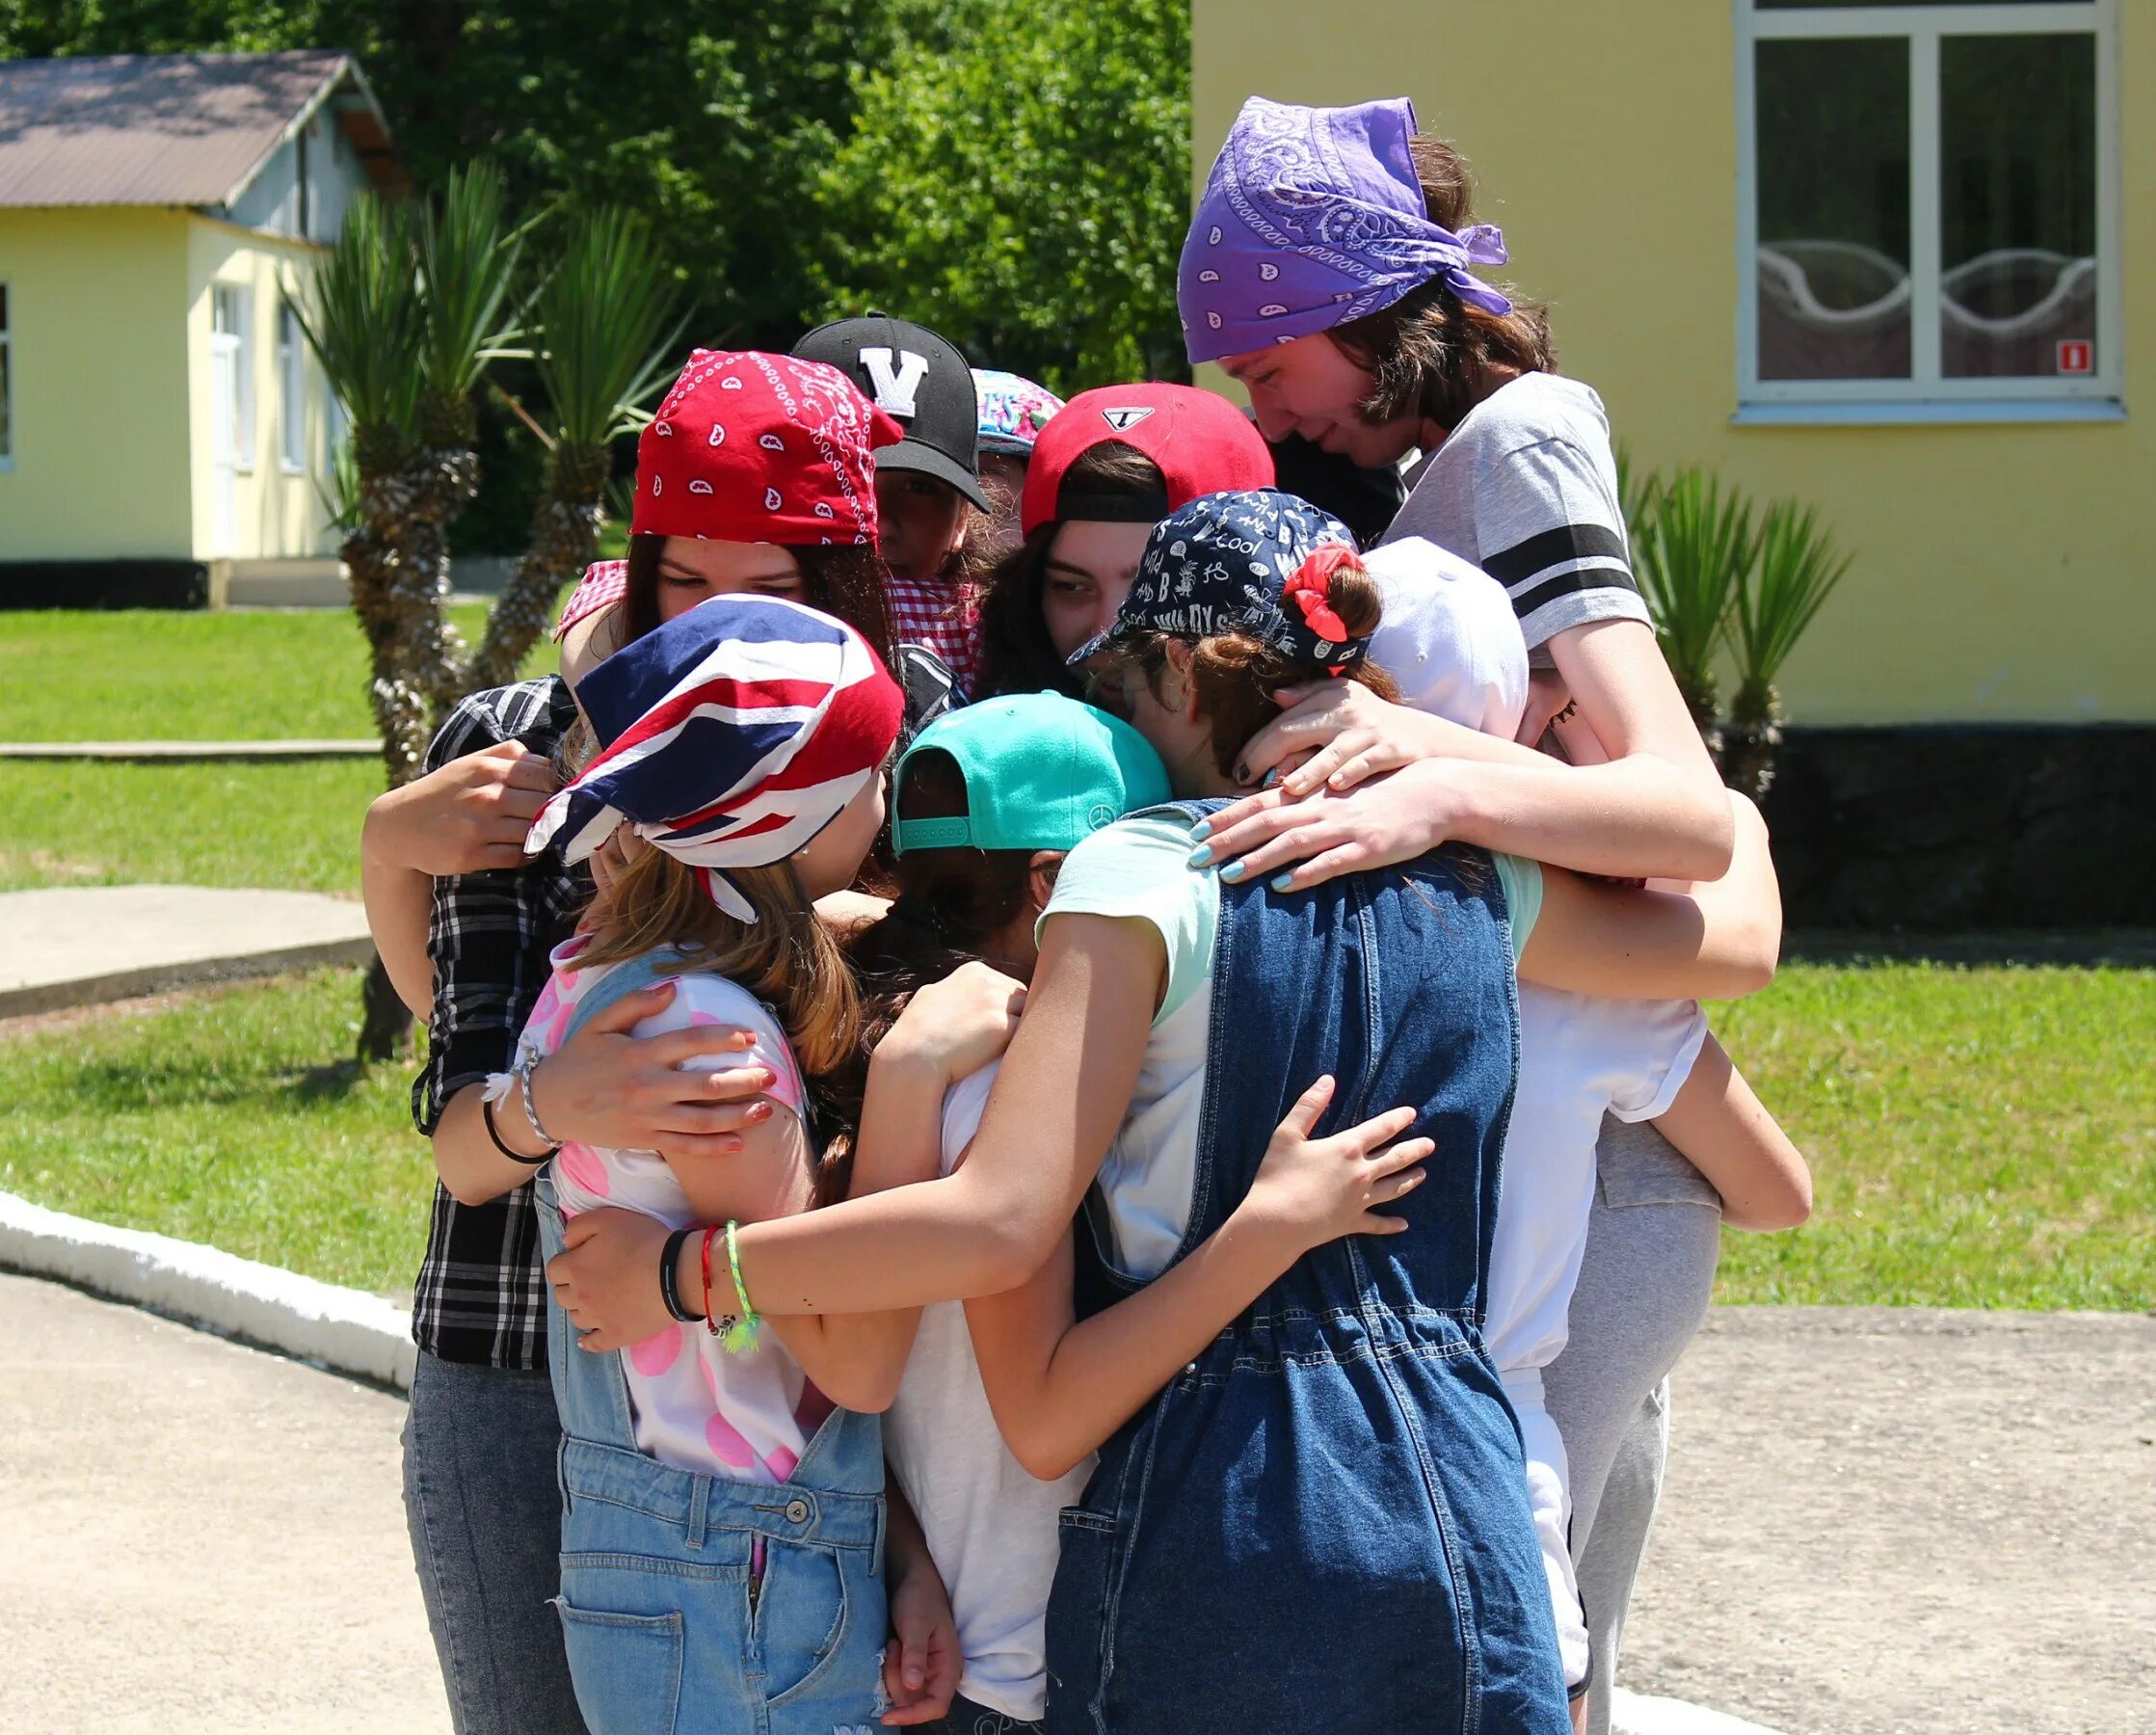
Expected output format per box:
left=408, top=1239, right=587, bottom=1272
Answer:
left=1114, top=557, right=1399, bottom=778
left=823, top=750, right=1061, bottom=1149
left=623, top=532, right=899, bottom=678
left=972, top=440, right=1168, bottom=701
left=1327, top=135, right=1556, bottom=434
left=576, top=840, right=865, bottom=1209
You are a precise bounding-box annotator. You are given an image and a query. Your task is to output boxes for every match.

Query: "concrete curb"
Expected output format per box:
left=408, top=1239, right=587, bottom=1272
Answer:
left=0, top=1190, right=415, bottom=1391
left=0, top=738, right=380, bottom=761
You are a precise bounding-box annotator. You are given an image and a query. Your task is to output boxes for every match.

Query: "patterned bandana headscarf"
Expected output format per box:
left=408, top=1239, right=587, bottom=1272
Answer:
left=526, top=595, right=904, bottom=923
left=1180, top=95, right=1512, bottom=365
left=634, top=350, right=904, bottom=547
left=972, top=368, right=1065, bottom=456
left=1070, top=489, right=1372, bottom=677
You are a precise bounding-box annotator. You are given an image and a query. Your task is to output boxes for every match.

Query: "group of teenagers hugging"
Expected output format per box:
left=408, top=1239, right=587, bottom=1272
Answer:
left=359, top=94, right=1813, bottom=1735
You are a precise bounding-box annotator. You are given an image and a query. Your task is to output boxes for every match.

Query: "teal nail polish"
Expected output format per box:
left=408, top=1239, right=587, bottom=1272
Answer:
left=1219, top=861, right=1245, bottom=883
left=1185, top=843, right=1213, bottom=868
left=1270, top=873, right=1294, bottom=893
left=1189, top=817, right=1211, bottom=840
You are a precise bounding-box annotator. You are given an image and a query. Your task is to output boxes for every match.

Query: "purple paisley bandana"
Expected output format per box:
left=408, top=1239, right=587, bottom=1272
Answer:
left=1180, top=95, right=1512, bottom=365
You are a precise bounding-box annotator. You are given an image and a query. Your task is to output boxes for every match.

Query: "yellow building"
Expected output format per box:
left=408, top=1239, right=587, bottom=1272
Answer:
left=1193, top=0, right=2148, bottom=732
left=0, top=51, right=399, bottom=605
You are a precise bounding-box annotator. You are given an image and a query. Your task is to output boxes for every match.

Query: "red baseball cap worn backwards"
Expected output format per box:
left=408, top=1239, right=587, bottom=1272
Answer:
left=633, top=349, right=905, bottom=549
left=1019, top=383, right=1274, bottom=538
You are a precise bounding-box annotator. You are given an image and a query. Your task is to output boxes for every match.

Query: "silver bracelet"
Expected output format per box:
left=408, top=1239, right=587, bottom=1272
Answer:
left=515, top=1051, right=563, bottom=1152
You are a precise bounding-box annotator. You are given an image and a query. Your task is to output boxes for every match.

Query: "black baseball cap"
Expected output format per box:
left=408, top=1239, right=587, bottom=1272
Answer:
left=792, top=314, right=989, bottom=511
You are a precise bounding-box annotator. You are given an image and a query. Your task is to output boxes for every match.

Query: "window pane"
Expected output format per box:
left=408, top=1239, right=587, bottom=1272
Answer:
left=1757, top=2, right=2084, bottom=9
left=1940, top=33, right=2097, bottom=379
left=1756, top=37, right=1910, bottom=380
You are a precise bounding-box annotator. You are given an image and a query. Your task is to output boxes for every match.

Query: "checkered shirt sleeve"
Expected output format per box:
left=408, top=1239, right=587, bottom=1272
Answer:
left=406, top=677, right=587, bottom=1370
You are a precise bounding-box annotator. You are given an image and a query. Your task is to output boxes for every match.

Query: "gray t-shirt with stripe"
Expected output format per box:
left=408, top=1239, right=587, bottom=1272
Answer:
left=1383, top=371, right=1650, bottom=661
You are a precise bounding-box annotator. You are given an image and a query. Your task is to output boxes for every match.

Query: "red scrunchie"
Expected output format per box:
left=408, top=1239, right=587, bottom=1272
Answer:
left=1282, top=543, right=1361, bottom=648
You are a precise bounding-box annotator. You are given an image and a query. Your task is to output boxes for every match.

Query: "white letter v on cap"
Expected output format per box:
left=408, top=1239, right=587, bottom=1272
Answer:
left=860, top=347, right=930, bottom=419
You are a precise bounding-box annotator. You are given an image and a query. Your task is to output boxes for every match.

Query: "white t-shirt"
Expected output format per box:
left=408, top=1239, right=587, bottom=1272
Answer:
left=1043, top=816, right=1542, bottom=1282
left=524, top=936, right=833, bottom=1483
left=1383, top=371, right=1651, bottom=658
left=1485, top=986, right=1709, bottom=1375
left=883, top=1062, right=1094, bottom=1722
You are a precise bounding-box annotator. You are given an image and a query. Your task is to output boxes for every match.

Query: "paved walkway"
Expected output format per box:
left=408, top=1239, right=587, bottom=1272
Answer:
left=1, top=1277, right=2147, bottom=1731
left=0, top=885, right=373, bottom=1016
left=1626, top=1306, right=2155, bottom=1733
left=0, top=1272, right=446, bottom=1733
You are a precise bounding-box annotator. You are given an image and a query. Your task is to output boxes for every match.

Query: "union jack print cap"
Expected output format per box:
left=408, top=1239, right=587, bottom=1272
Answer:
left=526, top=595, right=904, bottom=922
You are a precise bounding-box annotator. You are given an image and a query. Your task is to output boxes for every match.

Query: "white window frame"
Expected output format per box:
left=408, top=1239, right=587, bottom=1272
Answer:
left=0, top=281, right=13, bottom=471
left=1735, top=0, right=2121, bottom=422
left=212, top=284, right=256, bottom=471
left=278, top=300, right=307, bottom=472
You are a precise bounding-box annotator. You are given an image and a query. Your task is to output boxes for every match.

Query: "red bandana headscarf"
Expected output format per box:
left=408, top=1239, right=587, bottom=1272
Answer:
left=633, top=350, right=905, bottom=549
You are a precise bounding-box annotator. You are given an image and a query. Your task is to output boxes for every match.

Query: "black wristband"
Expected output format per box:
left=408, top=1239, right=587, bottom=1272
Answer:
left=484, top=1092, right=551, bottom=1166
left=658, top=1226, right=703, bottom=1323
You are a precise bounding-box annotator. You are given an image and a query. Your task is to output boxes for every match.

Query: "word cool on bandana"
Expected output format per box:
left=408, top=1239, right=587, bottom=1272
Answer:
left=526, top=595, right=904, bottom=922
left=1181, top=94, right=1511, bottom=365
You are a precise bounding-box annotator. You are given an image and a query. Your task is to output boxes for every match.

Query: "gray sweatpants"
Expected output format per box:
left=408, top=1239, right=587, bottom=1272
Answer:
left=1541, top=1115, right=1723, bottom=1735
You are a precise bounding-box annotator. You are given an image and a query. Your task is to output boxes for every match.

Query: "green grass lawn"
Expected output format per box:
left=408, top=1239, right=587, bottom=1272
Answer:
left=0, top=759, right=377, bottom=894
left=0, top=603, right=555, bottom=740
left=0, top=959, right=2147, bottom=1309
left=0, top=968, right=431, bottom=1294
left=0, top=604, right=562, bottom=894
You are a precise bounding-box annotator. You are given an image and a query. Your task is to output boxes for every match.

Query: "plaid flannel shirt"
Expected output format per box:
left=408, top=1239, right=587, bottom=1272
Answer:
left=408, top=677, right=587, bottom=1369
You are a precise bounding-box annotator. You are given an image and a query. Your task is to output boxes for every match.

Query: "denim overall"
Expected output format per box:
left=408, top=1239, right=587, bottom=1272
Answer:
left=1043, top=807, right=1568, bottom=1734
left=537, top=948, right=889, bottom=1735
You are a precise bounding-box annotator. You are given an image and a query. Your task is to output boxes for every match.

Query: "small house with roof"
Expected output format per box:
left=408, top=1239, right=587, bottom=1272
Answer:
left=0, top=50, right=402, bottom=606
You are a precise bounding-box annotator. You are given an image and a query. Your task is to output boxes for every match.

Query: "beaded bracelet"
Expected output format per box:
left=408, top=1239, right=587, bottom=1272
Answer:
left=699, top=1226, right=723, bottom=1339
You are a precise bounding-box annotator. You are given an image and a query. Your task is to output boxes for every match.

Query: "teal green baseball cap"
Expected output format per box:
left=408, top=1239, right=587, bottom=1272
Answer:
left=892, top=692, right=1171, bottom=856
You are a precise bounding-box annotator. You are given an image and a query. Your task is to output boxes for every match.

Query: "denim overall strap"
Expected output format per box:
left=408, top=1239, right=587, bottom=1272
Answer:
left=539, top=949, right=892, bottom=1734
left=1044, top=814, right=1567, bottom=1735
left=536, top=947, right=704, bottom=1456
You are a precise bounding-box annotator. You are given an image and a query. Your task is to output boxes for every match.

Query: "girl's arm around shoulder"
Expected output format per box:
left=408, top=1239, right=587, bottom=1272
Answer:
left=1518, top=791, right=1780, bottom=1002
left=967, top=1078, right=1432, bottom=1481
left=723, top=913, right=1162, bottom=1318
left=1652, top=1033, right=1812, bottom=1231
left=778, top=969, right=1030, bottom=1413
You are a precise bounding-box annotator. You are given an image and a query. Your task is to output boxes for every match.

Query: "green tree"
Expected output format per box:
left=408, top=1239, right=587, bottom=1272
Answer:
left=0, top=1, right=908, bottom=354
left=808, top=0, right=1191, bottom=391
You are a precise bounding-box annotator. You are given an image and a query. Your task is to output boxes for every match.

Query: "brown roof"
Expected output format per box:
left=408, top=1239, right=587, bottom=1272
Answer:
left=0, top=50, right=392, bottom=210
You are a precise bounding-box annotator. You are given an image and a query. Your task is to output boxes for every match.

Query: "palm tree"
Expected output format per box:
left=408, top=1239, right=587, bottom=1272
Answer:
left=1723, top=499, right=1853, bottom=801
left=466, top=207, right=684, bottom=691
left=1632, top=467, right=1756, bottom=755
left=291, top=191, right=425, bottom=779
left=394, top=161, right=525, bottom=727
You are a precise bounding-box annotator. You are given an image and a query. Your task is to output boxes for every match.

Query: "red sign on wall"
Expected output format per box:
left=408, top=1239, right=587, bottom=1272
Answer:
left=2058, top=339, right=2094, bottom=375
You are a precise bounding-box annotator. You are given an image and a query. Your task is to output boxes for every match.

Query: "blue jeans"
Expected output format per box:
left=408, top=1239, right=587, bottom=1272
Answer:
left=402, top=1352, right=587, bottom=1735
left=922, top=1696, right=1044, bottom=1734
